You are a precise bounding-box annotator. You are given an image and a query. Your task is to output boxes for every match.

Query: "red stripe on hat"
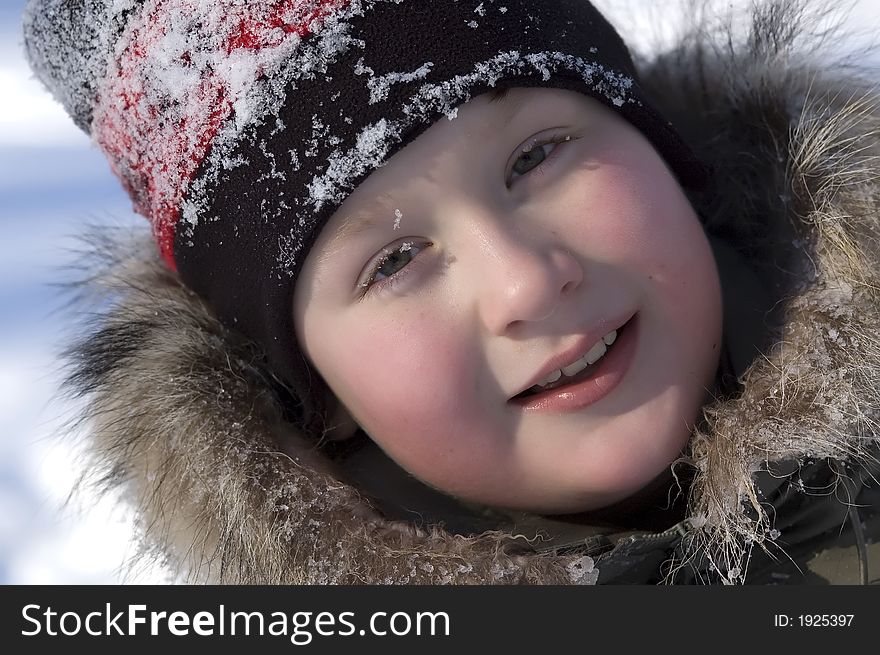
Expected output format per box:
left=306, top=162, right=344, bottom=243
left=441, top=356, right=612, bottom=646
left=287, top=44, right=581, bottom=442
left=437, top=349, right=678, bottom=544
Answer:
left=93, top=0, right=351, bottom=271
left=227, top=0, right=347, bottom=51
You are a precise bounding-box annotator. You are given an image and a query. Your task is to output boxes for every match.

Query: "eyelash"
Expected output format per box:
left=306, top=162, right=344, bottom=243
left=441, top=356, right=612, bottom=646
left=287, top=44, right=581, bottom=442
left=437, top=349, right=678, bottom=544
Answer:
left=358, top=132, right=576, bottom=297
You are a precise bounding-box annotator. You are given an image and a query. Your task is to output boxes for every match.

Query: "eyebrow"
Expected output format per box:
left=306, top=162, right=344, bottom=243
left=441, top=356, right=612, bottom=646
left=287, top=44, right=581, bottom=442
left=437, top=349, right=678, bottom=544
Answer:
left=326, top=192, right=393, bottom=248
left=493, top=89, right=527, bottom=128
left=329, top=212, right=379, bottom=244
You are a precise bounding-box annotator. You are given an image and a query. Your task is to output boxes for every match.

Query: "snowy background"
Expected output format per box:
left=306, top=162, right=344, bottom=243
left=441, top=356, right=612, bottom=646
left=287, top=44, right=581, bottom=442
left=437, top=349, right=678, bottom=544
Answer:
left=1, top=0, right=877, bottom=584
left=1, top=0, right=167, bottom=584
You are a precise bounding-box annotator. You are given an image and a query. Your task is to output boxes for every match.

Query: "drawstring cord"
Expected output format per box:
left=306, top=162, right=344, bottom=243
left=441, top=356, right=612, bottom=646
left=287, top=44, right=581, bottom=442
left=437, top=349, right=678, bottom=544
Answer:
left=846, top=503, right=869, bottom=585
left=832, top=458, right=869, bottom=585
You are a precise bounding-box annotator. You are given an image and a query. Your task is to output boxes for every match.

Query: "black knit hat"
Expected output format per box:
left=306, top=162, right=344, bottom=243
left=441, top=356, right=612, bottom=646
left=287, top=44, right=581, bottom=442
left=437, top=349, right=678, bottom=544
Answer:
left=24, top=0, right=706, bottom=437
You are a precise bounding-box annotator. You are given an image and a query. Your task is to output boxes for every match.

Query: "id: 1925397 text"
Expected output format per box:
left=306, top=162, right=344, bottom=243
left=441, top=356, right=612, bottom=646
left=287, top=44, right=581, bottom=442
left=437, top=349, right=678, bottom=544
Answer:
left=773, top=614, right=854, bottom=627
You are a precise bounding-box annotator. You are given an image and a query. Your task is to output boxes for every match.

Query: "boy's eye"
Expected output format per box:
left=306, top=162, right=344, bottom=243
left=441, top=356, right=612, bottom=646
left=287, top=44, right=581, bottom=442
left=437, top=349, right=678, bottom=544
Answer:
left=374, top=242, right=418, bottom=281
left=507, top=133, right=576, bottom=185
left=358, top=239, right=429, bottom=296
left=511, top=142, right=553, bottom=177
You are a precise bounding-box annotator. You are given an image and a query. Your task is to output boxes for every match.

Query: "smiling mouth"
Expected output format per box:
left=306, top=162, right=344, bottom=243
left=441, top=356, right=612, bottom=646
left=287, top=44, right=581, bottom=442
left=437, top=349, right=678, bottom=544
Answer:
left=512, top=316, right=634, bottom=400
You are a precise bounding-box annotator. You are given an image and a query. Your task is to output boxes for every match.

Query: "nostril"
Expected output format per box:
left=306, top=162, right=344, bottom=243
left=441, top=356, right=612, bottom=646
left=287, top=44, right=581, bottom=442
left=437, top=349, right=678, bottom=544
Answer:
left=555, top=248, right=582, bottom=296
left=561, top=279, right=577, bottom=295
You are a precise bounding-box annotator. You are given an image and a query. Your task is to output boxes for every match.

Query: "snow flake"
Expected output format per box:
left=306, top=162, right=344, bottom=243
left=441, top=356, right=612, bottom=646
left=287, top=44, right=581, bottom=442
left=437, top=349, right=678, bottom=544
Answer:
left=566, top=556, right=598, bottom=585
left=355, top=58, right=435, bottom=104
left=466, top=20, right=479, bottom=28
left=289, top=149, right=301, bottom=172
left=393, top=208, right=402, bottom=229
left=490, top=561, right=520, bottom=580
left=687, top=514, right=708, bottom=529
left=307, top=118, right=397, bottom=210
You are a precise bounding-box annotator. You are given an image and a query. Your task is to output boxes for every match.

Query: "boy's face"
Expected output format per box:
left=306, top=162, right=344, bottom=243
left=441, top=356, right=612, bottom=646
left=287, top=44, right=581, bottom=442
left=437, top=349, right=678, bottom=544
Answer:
left=293, top=87, right=722, bottom=513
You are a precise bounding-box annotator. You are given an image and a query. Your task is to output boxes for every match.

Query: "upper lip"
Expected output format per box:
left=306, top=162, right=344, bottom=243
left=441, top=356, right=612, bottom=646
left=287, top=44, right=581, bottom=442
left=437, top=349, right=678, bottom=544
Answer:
left=510, top=311, right=636, bottom=399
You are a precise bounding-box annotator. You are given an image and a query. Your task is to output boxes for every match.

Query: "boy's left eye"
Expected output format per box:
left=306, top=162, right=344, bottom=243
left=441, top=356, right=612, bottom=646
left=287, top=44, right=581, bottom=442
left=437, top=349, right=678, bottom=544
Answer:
left=511, top=142, right=554, bottom=177
left=507, top=133, right=574, bottom=185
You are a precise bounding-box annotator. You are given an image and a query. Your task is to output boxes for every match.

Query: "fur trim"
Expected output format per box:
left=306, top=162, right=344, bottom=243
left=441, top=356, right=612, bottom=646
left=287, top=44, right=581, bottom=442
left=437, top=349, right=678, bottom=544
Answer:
left=644, top=0, right=880, bottom=582
left=61, top=0, right=880, bottom=584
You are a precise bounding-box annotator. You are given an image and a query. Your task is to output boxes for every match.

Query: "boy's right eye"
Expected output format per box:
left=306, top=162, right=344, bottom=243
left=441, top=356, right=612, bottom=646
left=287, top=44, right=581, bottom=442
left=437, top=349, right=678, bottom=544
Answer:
left=374, top=242, right=419, bottom=281
left=358, top=239, right=430, bottom=296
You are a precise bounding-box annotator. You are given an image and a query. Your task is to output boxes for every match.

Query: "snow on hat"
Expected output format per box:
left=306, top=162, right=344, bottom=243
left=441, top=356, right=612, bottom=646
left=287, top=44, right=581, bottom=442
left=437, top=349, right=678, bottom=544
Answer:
left=24, top=0, right=707, bottom=436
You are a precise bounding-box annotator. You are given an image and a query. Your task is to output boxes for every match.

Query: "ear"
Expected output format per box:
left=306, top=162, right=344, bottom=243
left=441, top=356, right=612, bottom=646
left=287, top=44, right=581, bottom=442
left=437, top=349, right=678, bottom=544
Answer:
left=323, top=396, right=361, bottom=441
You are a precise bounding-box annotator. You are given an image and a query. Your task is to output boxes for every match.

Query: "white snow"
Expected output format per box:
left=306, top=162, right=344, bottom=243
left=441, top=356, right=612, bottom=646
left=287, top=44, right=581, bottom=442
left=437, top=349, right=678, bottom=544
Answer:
left=181, top=0, right=372, bottom=238
left=355, top=58, right=434, bottom=104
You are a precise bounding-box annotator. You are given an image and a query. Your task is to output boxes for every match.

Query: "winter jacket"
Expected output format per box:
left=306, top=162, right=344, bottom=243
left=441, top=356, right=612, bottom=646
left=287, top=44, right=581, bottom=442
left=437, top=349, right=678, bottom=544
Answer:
left=63, top=1, right=880, bottom=584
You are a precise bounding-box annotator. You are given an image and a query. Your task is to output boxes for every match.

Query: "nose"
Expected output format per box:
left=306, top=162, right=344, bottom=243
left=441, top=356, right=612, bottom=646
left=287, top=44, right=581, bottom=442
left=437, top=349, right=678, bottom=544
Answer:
left=478, top=226, right=584, bottom=336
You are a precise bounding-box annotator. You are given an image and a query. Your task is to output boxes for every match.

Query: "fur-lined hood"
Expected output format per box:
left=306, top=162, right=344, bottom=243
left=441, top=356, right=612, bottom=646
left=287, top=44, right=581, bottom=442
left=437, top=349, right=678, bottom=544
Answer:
left=63, top=0, right=880, bottom=584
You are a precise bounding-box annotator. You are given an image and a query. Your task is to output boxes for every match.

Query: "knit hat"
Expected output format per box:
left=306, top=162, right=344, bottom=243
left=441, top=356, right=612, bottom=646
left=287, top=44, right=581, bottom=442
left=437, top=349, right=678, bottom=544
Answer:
left=24, top=0, right=707, bottom=437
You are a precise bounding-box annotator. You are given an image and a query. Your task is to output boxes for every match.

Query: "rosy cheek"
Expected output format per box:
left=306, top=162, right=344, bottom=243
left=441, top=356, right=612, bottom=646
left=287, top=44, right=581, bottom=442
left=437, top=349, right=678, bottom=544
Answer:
left=582, top=166, right=697, bottom=270
left=332, top=311, right=483, bottom=464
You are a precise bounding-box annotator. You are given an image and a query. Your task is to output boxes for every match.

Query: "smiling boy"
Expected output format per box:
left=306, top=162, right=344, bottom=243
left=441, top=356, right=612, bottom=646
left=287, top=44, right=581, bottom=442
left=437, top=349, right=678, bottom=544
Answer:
left=25, top=0, right=880, bottom=584
left=295, top=86, right=723, bottom=513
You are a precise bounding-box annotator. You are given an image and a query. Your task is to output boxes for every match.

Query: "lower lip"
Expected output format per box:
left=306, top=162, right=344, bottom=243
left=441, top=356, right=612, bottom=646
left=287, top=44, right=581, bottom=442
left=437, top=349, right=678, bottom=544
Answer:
left=510, top=313, right=639, bottom=413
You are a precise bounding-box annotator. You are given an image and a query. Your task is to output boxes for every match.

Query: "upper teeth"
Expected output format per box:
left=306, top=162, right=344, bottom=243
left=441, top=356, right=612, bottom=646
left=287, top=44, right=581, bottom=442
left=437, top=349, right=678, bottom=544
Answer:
left=535, top=330, right=618, bottom=388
